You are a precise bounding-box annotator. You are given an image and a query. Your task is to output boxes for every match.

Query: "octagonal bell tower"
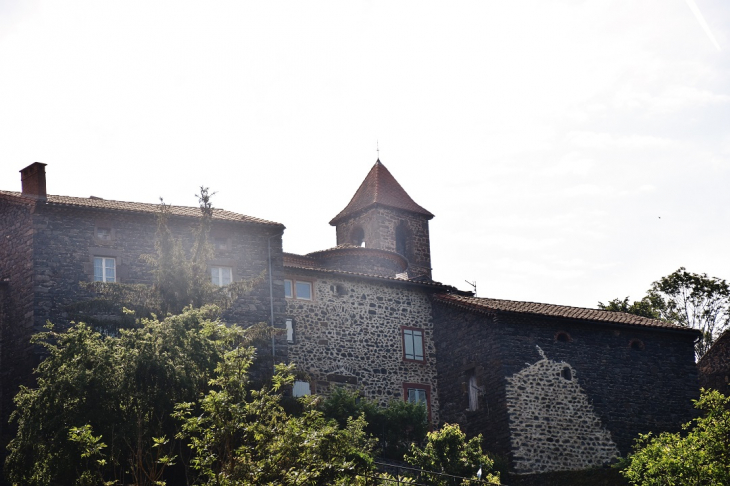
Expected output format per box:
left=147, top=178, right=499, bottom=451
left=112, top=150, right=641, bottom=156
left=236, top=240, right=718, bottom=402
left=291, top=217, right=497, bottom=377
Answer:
left=329, top=159, right=434, bottom=280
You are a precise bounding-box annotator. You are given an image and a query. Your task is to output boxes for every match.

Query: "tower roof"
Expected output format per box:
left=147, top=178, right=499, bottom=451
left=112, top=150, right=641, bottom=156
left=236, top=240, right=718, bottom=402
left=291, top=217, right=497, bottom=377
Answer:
left=329, top=159, right=434, bottom=225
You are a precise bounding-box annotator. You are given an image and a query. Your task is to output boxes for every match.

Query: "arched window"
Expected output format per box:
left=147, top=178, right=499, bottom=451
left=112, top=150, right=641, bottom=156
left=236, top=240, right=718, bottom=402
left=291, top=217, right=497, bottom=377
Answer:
left=351, top=227, right=365, bottom=247
left=396, top=223, right=408, bottom=256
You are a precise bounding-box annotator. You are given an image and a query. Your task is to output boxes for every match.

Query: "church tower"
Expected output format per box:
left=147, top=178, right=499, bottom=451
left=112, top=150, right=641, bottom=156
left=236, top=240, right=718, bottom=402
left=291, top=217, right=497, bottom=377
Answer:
left=330, top=159, right=434, bottom=279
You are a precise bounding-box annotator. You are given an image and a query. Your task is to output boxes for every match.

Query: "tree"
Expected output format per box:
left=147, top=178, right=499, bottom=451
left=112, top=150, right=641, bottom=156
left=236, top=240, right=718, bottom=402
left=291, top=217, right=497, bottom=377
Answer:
left=319, top=387, right=429, bottom=460
left=405, top=423, right=499, bottom=485
left=174, top=354, right=376, bottom=485
left=4, top=306, right=253, bottom=486
left=621, top=389, right=730, bottom=485
left=599, top=268, right=730, bottom=359
left=648, top=268, right=730, bottom=359
left=597, top=296, right=661, bottom=319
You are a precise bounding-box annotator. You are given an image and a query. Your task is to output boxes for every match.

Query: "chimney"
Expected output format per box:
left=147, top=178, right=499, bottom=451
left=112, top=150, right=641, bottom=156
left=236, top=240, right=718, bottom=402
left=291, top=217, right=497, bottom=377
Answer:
left=20, top=162, right=47, bottom=200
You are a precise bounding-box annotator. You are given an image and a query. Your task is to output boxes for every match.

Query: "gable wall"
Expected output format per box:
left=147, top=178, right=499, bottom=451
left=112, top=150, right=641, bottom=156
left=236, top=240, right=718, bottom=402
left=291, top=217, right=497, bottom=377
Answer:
left=434, top=302, right=699, bottom=472
left=286, top=271, right=439, bottom=423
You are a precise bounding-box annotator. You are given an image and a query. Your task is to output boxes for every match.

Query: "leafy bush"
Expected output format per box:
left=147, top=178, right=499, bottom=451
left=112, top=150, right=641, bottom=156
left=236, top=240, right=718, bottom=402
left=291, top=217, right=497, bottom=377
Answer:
left=621, top=389, right=730, bottom=485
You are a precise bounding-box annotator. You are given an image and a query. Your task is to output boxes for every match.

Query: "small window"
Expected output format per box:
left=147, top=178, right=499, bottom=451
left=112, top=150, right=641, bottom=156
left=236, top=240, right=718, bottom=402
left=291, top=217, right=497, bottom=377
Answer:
left=295, top=281, right=312, bottom=300
left=555, top=332, right=571, bottom=343
left=561, top=366, right=572, bottom=381
left=630, top=339, right=645, bottom=351
left=396, top=223, right=408, bottom=256
left=213, top=237, right=229, bottom=251
left=286, top=318, right=294, bottom=344
left=293, top=380, right=311, bottom=397
left=351, top=227, right=365, bottom=247
left=285, top=279, right=313, bottom=300
left=468, top=374, right=479, bottom=411
left=94, top=257, right=116, bottom=282
left=96, top=227, right=112, bottom=241
left=402, top=327, right=425, bottom=362
left=211, top=266, right=232, bottom=286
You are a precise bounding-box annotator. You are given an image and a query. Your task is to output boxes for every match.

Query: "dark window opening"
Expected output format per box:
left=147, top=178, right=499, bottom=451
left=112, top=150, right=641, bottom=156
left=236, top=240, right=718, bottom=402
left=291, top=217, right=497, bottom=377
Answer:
left=630, top=339, right=645, bottom=351
left=396, top=223, right=408, bottom=256
left=561, top=367, right=572, bottom=381
left=351, top=227, right=365, bottom=247
left=556, top=332, right=571, bottom=343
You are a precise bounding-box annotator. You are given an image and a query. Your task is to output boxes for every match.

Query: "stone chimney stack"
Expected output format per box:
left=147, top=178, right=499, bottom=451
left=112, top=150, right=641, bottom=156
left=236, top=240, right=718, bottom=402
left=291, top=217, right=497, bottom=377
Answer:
left=20, top=162, right=47, bottom=200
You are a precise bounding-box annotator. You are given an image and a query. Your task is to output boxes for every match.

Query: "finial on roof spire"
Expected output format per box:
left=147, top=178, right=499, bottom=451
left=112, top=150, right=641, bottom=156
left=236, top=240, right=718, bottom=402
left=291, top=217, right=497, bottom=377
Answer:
left=376, top=140, right=380, bottom=161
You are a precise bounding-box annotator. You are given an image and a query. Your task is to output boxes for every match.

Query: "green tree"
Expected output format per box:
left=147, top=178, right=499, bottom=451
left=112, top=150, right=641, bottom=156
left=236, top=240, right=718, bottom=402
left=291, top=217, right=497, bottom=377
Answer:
left=319, top=387, right=429, bottom=460
left=621, top=389, right=730, bottom=485
left=597, top=296, right=661, bottom=319
left=648, top=268, right=730, bottom=359
left=405, top=423, right=499, bottom=485
left=174, top=353, right=375, bottom=485
left=4, top=306, right=252, bottom=486
left=599, top=268, right=730, bottom=359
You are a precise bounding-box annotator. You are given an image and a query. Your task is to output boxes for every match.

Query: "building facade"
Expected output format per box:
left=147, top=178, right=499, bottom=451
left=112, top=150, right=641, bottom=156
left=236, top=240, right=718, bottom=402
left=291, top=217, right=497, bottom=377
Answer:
left=0, top=160, right=702, bottom=475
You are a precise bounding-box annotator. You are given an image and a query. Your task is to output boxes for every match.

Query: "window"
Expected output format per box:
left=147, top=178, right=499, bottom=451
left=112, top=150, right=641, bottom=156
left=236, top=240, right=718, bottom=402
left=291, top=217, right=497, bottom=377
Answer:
left=351, top=227, right=365, bottom=247
left=468, top=374, right=479, bottom=411
left=211, top=266, right=232, bottom=286
left=213, top=237, right=229, bottom=251
left=93, top=257, right=116, bottom=282
left=285, top=279, right=313, bottom=300
left=96, top=227, right=112, bottom=241
left=403, top=382, right=432, bottom=423
left=396, top=223, right=408, bottom=256
left=402, top=327, right=424, bottom=362
left=286, top=318, right=294, bottom=343
left=293, top=380, right=311, bottom=397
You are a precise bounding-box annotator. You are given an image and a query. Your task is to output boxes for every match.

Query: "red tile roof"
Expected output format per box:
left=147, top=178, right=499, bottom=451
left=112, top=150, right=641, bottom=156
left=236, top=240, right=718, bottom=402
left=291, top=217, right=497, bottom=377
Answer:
left=434, top=293, right=698, bottom=332
left=283, top=252, right=448, bottom=288
left=0, top=190, right=283, bottom=227
left=329, top=160, right=434, bottom=225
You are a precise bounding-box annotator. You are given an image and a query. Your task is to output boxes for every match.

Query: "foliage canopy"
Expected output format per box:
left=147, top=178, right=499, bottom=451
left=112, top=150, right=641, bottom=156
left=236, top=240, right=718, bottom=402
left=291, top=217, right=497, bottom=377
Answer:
left=621, top=389, right=730, bottom=486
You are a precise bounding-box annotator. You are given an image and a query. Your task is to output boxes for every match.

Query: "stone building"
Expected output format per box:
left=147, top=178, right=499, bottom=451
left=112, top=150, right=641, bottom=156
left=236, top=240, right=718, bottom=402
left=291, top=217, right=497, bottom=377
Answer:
left=0, top=160, right=702, bottom=475
left=697, top=330, right=730, bottom=394
left=0, top=162, right=288, bottom=437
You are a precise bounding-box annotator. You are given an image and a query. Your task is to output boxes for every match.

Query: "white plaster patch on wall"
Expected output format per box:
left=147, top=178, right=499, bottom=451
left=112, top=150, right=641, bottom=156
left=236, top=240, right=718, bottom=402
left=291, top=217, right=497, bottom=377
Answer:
left=506, top=346, right=619, bottom=474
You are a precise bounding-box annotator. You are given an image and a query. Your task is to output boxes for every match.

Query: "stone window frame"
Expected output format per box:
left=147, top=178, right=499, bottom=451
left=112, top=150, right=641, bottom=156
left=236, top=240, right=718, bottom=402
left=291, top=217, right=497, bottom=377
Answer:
left=93, top=221, right=116, bottom=245
left=403, top=382, right=432, bottom=424
left=401, top=326, right=426, bottom=364
left=284, top=278, right=314, bottom=301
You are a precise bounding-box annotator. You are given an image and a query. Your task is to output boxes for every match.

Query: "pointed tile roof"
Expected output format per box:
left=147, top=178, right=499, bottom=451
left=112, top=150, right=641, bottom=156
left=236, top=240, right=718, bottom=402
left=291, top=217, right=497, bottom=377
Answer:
left=329, top=159, right=434, bottom=225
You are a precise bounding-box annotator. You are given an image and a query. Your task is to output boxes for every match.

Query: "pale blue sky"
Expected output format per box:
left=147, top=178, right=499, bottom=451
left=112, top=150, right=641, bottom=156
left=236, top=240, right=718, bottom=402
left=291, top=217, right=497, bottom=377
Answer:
left=1, top=0, right=728, bottom=307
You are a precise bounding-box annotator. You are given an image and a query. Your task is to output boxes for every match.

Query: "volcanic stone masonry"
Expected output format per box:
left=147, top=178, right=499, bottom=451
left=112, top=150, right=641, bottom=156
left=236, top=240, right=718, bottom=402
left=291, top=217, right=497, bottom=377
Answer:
left=286, top=272, right=439, bottom=422
left=506, top=346, right=620, bottom=474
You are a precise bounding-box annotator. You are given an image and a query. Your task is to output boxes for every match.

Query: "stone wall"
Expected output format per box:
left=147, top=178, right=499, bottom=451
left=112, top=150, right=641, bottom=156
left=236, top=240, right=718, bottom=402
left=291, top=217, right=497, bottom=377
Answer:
left=433, top=301, right=700, bottom=472
left=286, top=270, right=440, bottom=423
left=29, top=204, right=286, bottom=337
left=334, top=207, right=432, bottom=279
left=0, top=197, right=35, bottom=434
left=506, top=346, right=619, bottom=473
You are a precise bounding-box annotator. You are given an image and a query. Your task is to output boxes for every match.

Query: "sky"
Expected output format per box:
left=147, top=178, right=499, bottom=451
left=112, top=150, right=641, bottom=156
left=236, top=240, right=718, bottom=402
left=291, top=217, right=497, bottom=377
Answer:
left=1, top=0, right=728, bottom=308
